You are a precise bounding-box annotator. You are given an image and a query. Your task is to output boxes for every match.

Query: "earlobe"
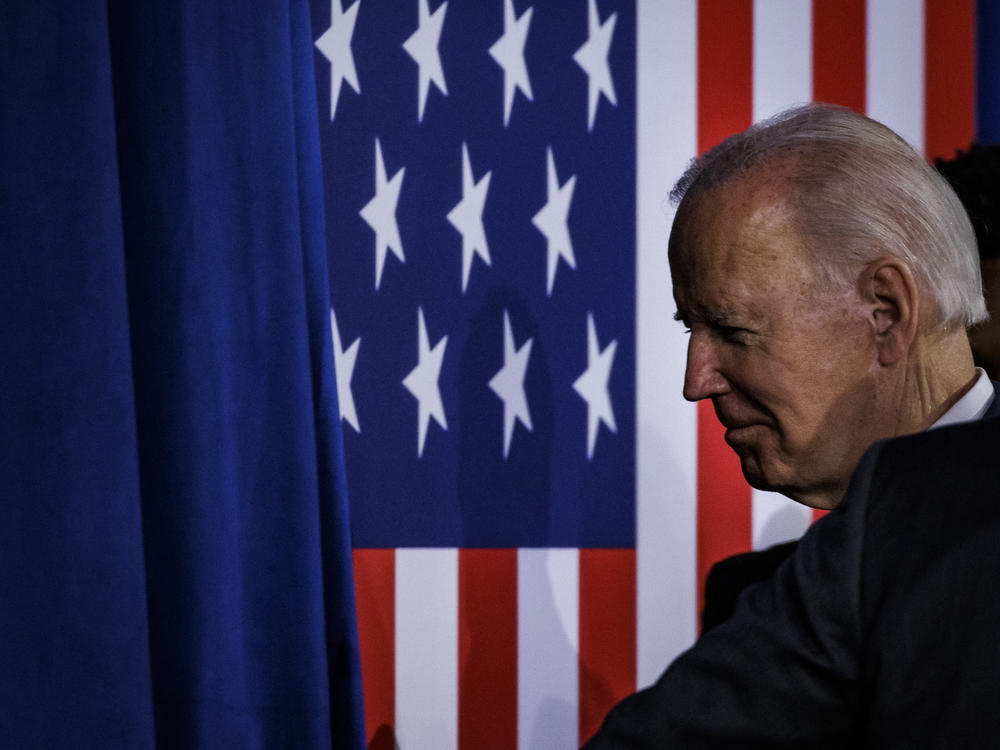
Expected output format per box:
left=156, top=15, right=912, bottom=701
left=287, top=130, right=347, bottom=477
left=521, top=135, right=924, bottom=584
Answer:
left=866, top=260, right=918, bottom=366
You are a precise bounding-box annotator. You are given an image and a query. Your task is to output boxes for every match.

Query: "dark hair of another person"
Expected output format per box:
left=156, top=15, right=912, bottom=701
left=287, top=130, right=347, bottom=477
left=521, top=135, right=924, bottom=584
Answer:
left=935, top=143, right=1000, bottom=261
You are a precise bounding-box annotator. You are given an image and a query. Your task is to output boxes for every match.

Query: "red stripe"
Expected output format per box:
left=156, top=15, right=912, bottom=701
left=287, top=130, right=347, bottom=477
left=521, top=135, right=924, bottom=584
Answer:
left=696, top=0, right=754, bottom=618
left=457, top=549, right=517, bottom=750
left=353, top=549, right=395, bottom=750
left=578, top=548, right=636, bottom=745
left=696, top=402, right=753, bottom=618
left=924, top=0, right=975, bottom=161
left=812, top=0, right=865, bottom=111
left=697, top=0, right=753, bottom=155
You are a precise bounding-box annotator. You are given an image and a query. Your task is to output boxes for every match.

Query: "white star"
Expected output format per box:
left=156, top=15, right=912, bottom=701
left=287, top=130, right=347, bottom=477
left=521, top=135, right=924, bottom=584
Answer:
left=314, top=0, right=361, bottom=122
left=402, top=0, right=448, bottom=122
left=330, top=309, right=361, bottom=433
left=488, top=0, right=534, bottom=127
left=402, top=307, right=448, bottom=458
left=573, top=0, right=617, bottom=132
left=488, top=310, right=533, bottom=459
left=573, top=312, right=618, bottom=460
left=446, top=143, right=492, bottom=293
left=359, top=138, right=406, bottom=290
left=531, top=147, right=577, bottom=296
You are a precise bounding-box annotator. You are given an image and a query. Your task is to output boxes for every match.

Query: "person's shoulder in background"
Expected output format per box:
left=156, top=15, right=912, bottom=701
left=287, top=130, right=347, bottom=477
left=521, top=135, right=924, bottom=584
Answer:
left=701, top=540, right=798, bottom=633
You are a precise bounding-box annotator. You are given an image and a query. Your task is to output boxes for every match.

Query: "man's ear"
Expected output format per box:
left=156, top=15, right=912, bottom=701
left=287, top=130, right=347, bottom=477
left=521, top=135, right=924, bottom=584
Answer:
left=863, top=259, right=918, bottom=366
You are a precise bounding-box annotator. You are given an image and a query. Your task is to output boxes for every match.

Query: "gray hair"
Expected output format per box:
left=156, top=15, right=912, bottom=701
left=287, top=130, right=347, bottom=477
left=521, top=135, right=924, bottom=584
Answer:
left=671, top=104, right=987, bottom=329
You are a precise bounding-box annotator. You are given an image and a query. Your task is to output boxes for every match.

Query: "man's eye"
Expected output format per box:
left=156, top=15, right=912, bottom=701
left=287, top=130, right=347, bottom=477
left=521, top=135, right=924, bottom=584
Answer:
left=720, top=326, right=751, bottom=343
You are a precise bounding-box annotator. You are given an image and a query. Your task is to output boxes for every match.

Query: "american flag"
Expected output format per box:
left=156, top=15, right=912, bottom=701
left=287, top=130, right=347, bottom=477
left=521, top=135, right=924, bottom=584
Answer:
left=310, top=0, right=977, bottom=747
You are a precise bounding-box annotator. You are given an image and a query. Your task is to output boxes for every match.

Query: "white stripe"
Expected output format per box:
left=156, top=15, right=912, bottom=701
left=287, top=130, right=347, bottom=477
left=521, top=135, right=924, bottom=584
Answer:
left=395, top=548, right=458, bottom=750
left=751, top=488, right=813, bottom=551
left=517, top=548, right=579, bottom=750
left=636, top=0, right=698, bottom=688
left=750, top=2, right=815, bottom=554
left=750, top=1, right=816, bottom=553
left=753, top=0, right=813, bottom=121
left=866, top=0, right=925, bottom=151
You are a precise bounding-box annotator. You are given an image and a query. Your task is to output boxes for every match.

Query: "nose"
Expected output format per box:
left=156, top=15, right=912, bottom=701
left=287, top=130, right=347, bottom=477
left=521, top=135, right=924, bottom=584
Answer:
left=683, top=332, right=730, bottom=402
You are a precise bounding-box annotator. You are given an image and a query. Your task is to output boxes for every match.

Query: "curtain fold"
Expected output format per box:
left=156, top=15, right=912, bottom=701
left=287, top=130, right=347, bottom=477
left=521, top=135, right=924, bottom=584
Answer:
left=979, top=0, right=1000, bottom=142
left=1, top=1, right=363, bottom=747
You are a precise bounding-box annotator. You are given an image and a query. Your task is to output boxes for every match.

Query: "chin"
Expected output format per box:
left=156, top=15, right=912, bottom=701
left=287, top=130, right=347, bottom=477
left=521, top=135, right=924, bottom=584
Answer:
left=737, top=451, right=766, bottom=485
left=743, top=472, right=787, bottom=496
left=738, top=455, right=791, bottom=496
left=741, top=463, right=830, bottom=508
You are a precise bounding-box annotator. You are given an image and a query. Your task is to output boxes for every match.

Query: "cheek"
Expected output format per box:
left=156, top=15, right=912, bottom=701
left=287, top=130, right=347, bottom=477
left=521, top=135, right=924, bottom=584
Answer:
left=796, top=317, right=874, bottom=382
left=757, top=355, right=856, bottom=438
left=788, top=359, right=878, bottom=449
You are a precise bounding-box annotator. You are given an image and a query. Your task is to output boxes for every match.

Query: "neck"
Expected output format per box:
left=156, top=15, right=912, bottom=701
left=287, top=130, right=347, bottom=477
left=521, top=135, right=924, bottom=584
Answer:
left=890, top=328, right=978, bottom=434
left=796, top=328, right=978, bottom=511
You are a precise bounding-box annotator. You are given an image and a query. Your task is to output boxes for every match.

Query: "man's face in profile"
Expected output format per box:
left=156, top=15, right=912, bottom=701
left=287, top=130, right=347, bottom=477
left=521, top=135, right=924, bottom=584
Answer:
left=668, top=176, right=881, bottom=509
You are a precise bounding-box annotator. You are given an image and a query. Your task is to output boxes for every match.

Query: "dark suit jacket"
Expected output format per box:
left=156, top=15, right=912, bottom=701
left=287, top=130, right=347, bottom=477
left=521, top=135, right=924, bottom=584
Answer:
left=583, top=416, right=1000, bottom=748
left=701, top=382, right=1000, bottom=633
left=701, top=540, right=798, bottom=632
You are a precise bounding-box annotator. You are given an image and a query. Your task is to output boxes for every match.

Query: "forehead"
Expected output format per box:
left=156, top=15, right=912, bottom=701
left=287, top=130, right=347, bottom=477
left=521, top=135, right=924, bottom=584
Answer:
left=668, top=176, right=814, bottom=311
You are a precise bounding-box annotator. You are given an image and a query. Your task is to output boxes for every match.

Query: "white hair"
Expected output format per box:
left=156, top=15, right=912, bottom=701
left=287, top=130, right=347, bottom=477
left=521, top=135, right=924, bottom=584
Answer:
left=671, top=104, right=987, bottom=329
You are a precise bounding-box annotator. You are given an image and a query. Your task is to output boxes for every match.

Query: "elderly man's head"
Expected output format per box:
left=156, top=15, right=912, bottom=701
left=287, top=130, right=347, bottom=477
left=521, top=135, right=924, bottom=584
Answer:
left=669, top=105, right=984, bottom=509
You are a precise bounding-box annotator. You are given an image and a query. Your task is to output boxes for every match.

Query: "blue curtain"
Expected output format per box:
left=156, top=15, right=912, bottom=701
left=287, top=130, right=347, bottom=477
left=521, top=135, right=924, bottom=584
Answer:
left=0, top=1, right=364, bottom=747
left=979, top=0, right=1000, bottom=142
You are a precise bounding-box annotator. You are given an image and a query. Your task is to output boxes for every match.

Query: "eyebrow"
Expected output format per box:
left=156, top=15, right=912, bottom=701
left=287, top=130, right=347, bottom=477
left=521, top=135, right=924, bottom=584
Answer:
left=673, top=308, right=740, bottom=328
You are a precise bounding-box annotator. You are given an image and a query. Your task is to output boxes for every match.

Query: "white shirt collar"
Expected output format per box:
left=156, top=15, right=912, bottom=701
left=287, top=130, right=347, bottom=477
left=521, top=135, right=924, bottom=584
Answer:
left=930, top=367, right=995, bottom=430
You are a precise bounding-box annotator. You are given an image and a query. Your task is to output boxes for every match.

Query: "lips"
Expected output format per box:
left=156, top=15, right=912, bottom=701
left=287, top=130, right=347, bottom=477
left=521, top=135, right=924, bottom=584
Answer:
left=715, top=411, right=763, bottom=432
left=713, top=397, right=769, bottom=433
left=718, top=417, right=758, bottom=430
left=714, top=405, right=769, bottom=448
left=722, top=423, right=761, bottom=445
